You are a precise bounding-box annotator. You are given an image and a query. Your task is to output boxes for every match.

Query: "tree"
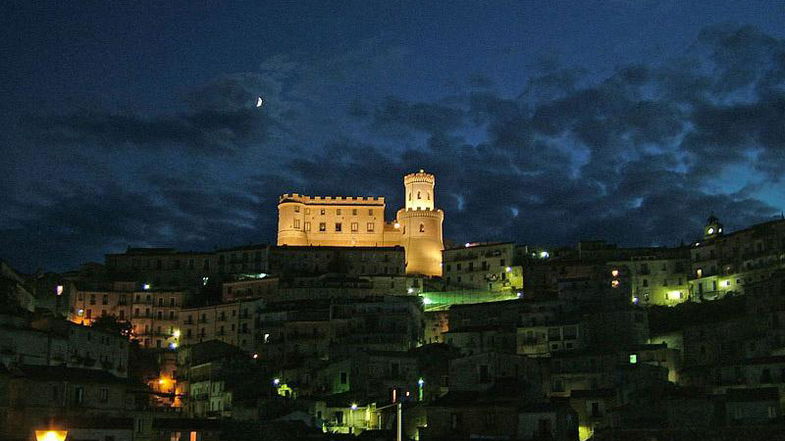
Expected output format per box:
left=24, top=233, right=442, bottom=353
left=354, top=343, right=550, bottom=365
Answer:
left=91, top=315, right=133, bottom=338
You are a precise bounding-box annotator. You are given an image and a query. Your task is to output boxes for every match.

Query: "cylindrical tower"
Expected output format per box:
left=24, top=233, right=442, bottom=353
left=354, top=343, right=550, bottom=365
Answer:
left=277, top=194, right=308, bottom=246
left=397, top=170, right=444, bottom=276
left=404, top=170, right=435, bottom=211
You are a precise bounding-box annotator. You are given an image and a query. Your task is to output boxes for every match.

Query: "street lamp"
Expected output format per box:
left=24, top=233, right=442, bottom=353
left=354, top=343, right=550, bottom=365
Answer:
left=350, top=403, right=358, bottom=433
left=35, top=431, right=68, bottom=441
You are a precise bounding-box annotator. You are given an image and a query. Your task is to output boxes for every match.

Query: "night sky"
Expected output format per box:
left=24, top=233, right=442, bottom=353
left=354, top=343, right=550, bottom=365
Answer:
left=2, top=1, right=785, bottom=272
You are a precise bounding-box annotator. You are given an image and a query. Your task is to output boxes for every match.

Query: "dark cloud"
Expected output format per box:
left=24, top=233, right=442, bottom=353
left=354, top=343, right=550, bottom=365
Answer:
left=4, top=24, right=785, bottom=272
left=23, top=73, right=287, bottom=154
left=368, top=97, right=466, bottom=136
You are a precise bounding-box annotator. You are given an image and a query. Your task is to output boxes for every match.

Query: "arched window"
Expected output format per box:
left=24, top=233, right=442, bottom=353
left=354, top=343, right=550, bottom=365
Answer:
left=408, top=192, right=411, bottom=201
left=427, top=192, right=430, bottom=200
left=417, top=191, right=421, bottom=199
left=419, top=223, right=425, bottom=232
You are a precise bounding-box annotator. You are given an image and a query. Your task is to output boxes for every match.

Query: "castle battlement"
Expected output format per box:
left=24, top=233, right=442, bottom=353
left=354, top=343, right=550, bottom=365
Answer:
left=279, top=194, right=385, bottom=205
left=398, top=208, right=444, bottom=216
left=404, top=169, right=435, bottom=185
left=277, top=170, right=444, bottom=276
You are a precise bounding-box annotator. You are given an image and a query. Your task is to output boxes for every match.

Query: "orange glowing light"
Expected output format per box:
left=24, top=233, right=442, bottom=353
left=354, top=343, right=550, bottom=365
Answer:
left=35, top=431, right=68, bottom=441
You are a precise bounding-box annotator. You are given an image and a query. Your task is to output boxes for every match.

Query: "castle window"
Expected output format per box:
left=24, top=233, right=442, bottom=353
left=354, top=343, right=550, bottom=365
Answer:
left=293, top=219, right=300, bottom=229
left=305, top=208, right=310, bottom=215
left=419, top=223, right=425, bottom=232
left=427, top=192, right=430, bottom=200
left=352, top=208, right=358, bottom=215
left=335, top=223, right=342, bottom=232
left=337, top=209, right=342, bottom=215
left=320, top=209, right=326, bottom=215
left=294, top=206, right=300, bottom=213
left=409, top=193, right=412, bottom=201
left=319, top=223, right=326, bottom=232
left=368, top=209, right=374, bottom=216
left=304, top=222, right=311, bottom=231
left=351, top=222, right=358, bottom=232
left=367, top=222, right=375, bottom=232
left=417, top=191, right=421, bottom=199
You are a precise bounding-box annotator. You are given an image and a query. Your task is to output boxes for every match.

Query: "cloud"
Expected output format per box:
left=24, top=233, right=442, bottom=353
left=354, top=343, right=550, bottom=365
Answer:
left=23, top=72, right=288, bottom=154
left=4, top=24, right=785, bottom=272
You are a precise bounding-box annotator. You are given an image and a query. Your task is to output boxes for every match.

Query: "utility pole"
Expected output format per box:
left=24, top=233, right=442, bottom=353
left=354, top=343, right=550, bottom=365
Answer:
left=396, top=401, right=402, bottom=441
left=376, top=401, right=403, bottom=441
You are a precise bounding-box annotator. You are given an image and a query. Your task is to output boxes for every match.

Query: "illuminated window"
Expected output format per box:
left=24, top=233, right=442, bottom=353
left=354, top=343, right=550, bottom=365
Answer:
left=335, top=223, right=342, bottom=232
left=367, top=222, right=375, bottom=232
left=351, top=222, right=358, bottom=232
left=56, top=285, right=64, bottom=296
left=319, top=223, right=326, bottom=232
left=629, top=354, right=637, bottom=364
left=304, top=222, right=311, bottom=231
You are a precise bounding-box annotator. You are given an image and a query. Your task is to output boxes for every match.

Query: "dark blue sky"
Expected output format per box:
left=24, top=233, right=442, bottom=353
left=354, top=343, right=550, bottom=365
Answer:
left=2, top=1, right=785, bottom=272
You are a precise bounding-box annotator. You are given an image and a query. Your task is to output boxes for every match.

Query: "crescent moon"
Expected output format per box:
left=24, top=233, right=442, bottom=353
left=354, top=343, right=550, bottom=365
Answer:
left=256, top=97, right=264, bottom=108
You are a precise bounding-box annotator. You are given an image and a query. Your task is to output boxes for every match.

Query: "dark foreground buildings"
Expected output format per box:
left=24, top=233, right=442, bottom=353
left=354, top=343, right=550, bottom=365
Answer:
left=5, top=177, right=785, bottom=441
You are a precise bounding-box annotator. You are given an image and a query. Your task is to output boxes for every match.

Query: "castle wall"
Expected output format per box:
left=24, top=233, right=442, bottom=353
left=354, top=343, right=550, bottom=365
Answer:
left=277, top=194, right=388, bottom=247
left=276, top=171, right=445, bottom=277
left=397, top=207, right=444, bottom=277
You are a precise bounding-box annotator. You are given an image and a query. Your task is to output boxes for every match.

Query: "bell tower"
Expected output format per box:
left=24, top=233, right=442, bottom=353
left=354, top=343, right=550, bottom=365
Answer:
left=704, top=214, right=724, bottom=239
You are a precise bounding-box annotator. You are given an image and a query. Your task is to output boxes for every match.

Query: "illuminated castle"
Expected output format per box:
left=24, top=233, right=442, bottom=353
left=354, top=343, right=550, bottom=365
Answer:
left=277, top=170, right=445, bottom=276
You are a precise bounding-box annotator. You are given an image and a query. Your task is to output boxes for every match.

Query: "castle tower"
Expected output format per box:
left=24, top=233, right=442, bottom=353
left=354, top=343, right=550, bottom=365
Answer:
left=277, top=194, right=308, bottom=246
left=396, top=170, right=444, bottom=276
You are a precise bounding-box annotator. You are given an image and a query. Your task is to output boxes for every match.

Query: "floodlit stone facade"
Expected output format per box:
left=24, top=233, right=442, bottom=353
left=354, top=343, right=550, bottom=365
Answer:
left=277, top=170, right=445, bottom=276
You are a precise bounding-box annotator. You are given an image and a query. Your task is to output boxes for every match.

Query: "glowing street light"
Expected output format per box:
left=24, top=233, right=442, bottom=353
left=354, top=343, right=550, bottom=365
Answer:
left=35, top=431, right=68, bottom=441
left=272, top=378, right=281, bottom=386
